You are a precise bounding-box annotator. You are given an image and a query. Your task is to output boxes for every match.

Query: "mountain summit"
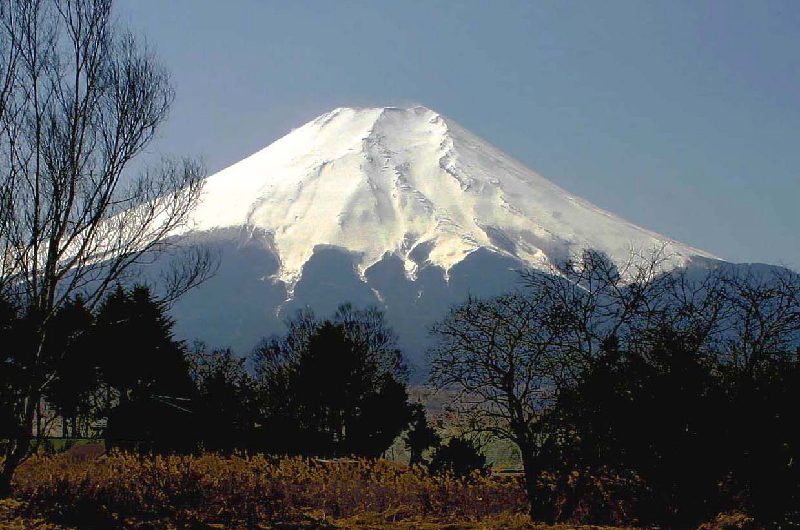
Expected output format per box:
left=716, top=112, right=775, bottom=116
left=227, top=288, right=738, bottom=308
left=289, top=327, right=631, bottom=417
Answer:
left=172, top=106, right=719, bottom=358
left=189, top=106, right=716, bottom=289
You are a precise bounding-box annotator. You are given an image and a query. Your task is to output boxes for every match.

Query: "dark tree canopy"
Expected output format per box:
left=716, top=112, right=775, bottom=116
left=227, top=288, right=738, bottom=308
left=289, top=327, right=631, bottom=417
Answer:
left=428, top=436, right=488, bottom=479
left=97, top=285, right=197, bottom=453
left=187, top=344, right=259, bottom=453
left=42, top=295, right=97, bottom=437
left=94, top=285, right=194, bottom=404
left=404, top=403, right=441, bottom=467
left=252, top=304, right=413, bottom=457
left=429, top=248, right=800, bottom=524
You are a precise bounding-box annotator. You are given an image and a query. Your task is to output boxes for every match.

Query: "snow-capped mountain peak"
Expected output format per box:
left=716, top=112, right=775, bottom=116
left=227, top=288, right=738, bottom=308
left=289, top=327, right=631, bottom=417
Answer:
left=190, top=106, right=717, bottom=288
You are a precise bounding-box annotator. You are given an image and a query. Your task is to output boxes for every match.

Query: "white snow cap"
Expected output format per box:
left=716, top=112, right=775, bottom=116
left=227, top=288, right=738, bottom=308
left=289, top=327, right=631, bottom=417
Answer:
left=190, top=106, right=717, bottom=286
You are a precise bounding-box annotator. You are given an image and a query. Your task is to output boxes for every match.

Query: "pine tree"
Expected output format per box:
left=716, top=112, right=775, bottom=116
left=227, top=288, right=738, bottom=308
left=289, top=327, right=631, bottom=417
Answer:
left=404, top=403, right=441, bottom=466
left=43, top=296, right=96, bottom=437
left=95, top=285, right=197, bottom=453
left=252, top=305, right=413, bottom=457
left=95, top=286, right=192, bottom=403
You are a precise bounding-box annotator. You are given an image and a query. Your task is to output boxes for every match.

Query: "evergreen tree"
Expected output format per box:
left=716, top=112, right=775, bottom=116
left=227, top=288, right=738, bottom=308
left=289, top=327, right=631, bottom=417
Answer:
left=95, top=286, right=193, bottom=403
left=95, top=285, right=197, bottom=453
left=188, top=345, right=258, bottom=452
left=404, top=403, right=441, bottom=466
left=428, top=436, right=488, bottom=478
left=542, top=328, right=726, bottom=525
left=43, top=296, right=97, bottom=437
left=252, top=305, right=413, bottom=457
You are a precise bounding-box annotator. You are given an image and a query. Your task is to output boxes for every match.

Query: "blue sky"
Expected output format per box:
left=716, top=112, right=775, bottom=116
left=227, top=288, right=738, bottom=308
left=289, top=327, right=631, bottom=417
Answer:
left=117, top=0, right=799, bottom=269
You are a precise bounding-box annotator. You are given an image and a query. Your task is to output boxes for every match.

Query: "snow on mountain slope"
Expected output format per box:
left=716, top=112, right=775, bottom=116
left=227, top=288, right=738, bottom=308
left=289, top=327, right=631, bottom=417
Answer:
left=189, top=106, right=717, bottom=291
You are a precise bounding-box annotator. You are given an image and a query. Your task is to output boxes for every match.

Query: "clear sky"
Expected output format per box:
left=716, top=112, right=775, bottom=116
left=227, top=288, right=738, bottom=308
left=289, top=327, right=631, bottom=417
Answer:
left=116, top=0, right=799, bottom=270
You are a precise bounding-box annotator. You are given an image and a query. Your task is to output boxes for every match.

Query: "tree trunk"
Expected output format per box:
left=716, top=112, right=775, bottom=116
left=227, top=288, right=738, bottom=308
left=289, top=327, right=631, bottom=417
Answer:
left=0, top=468, right=12, bottom=499
left=519, top=446, right=539, bottom=521
left=0, top=389, right=39, bottom=499
left=35, top=398, right=42, bottom=439
left=518, top=439, right=554, bottom=524
left=0, top=433, right=30, bottom=499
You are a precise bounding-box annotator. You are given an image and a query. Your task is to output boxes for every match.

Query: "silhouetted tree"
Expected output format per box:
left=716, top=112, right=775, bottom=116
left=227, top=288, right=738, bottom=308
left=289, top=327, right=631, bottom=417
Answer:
left=252, top=305, right=413, bottom=457
left=0, top=295, right=22, bottom=444
left=429, top=291, right=557, bottom=520
left=716, top=269, right=800, bottom=525
left=404, top=403, right=441, bottom=466
left=42, top=295, right=97, bottom=438
left=428, top=436, right=488, bottom=479
left=430, top=248, right=800, bottom=523
left=543, top=328, right=727, bottom=526
left=104, top=397, right=197, bottom=454
left=95, top=286, right=194, bottom=405
left=0, top=0, right=211, bottom=495
left=96, top=286, right=197, bottom=453
left=187, top=344, right=258, bottom=452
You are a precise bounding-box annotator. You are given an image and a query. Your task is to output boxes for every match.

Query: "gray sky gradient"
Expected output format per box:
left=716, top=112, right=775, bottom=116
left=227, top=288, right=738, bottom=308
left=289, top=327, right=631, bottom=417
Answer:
left=117, top=0, right=800, bottom=270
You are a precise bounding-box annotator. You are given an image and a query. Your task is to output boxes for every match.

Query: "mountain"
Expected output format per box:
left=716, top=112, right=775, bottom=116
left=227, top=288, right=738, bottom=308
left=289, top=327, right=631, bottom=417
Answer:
left=169, top=106, right=719, bottom=363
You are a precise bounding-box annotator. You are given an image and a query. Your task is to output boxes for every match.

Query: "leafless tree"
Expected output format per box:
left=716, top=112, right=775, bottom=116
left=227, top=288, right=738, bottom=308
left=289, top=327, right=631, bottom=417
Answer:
left=429, top=247, right=800, bottom=520
left=428, top=249, right=667, bottom=519
left=0, top=0, right=212, bottom=496
left=429, top=291, right=558, bottom=520
left=717, top=266, right=800, bottom=375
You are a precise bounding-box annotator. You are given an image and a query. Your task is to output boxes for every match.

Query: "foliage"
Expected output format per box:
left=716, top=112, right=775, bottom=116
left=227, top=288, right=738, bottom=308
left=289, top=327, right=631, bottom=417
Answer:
left=40, top=296, right=97, bottom=438
left=428, top=436, right=488, bottom=479
left=94, top=285, right=194, bottom=405
left=404, top=403, right=441, bottom=467
left=43, top=285, right=198, bottom=454
left=252, top=304, right=414, bottom=457
left=186, top=344, right=260, bottom=452
left=542, top=329, right=728, bottom=526
left=429, top=248, right=800, bottom=524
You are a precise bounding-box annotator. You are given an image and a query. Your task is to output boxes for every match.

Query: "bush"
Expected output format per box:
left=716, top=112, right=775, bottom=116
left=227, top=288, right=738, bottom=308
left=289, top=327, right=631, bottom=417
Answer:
left=428, top=437, right=488, bottom=479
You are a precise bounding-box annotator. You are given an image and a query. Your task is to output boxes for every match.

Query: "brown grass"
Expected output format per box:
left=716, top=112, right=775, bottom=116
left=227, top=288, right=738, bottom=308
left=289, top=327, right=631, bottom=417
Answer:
left=6, top=452, right=532, bottom=529
left=2, top=452, right=743, bottom=529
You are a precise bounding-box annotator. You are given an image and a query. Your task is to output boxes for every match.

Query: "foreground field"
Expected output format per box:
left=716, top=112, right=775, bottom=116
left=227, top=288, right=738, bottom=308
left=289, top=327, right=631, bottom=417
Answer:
left=0, top=452, right=755, bottom=529
left=2, top=452, right=527, bottom=529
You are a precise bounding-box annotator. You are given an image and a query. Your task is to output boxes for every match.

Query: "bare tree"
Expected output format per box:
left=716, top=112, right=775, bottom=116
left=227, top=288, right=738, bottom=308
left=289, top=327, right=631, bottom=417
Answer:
left=429, top=248, right=800, bottom=521
left=429, top=291, right=558, bottom=520
left=0, top=0, right=212, bottom=496
left=428, top=249, right=668, bottom=520
left=718, top=266, right=800, bottom=374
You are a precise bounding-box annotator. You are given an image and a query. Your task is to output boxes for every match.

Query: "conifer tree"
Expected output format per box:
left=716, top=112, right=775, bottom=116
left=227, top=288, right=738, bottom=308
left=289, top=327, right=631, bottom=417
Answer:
left=404, top=403, right=441, bottom=466
left=252, top=305, right=413, bottom=457
left=43, top=296, right=96, bottom=437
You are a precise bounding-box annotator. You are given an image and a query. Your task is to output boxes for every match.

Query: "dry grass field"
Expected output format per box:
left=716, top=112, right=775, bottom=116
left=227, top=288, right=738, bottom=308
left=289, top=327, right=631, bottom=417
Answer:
left=0, top=451, right=756, bottom=529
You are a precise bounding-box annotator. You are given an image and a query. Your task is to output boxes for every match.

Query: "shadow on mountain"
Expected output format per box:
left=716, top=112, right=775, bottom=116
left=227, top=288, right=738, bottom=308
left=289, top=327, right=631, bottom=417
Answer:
left=448, top=248, right=525, bottom=297
left=285, top=246, right=380, bottom=316
left=168, top=242, right=530, bottom=365
left=163, top=237, right=797, bottom=370
left=170, top=228, right=287, bottom=353
left=362, top=248, right=527, bottom=364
